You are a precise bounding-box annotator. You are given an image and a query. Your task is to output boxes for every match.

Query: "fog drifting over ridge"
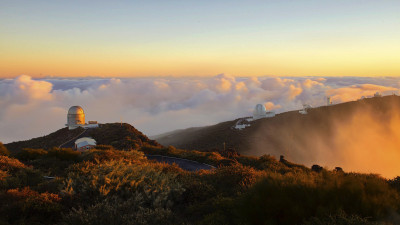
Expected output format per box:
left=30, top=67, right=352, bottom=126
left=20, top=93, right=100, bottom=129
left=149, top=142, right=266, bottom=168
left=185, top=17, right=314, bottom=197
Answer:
left=0, top=74, right=399, bottom=144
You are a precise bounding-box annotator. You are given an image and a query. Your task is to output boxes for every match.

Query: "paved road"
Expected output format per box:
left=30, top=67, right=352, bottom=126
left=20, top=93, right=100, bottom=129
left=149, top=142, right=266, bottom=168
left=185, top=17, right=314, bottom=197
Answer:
left=58, top=130, right=214, bottom=171
left=146, top=155, right=214, bottom=171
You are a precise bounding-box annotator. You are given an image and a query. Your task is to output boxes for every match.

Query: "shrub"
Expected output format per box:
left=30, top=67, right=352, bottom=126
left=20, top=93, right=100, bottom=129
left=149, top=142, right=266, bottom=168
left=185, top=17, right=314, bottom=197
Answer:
left=81, top=148, right=146, bottom=164
left=0, top=155, right=27, bottom=171
left=302, top=210, right=386, bottom=225
left=187, top=163, right=263, bottom=199
left=0, top=187, right=63, bottom=224
left=0, top=155, right=42, bottom=190
left=140, top=145, right=224, bottom=166
left=388, top=176, right=400, bottom=193
left=0, top=142, right=9, bottom=156
left=28, top=157, right=76, bottom=177
left=17, top=148, right=47, bottom=160
left=62, top=159, right=185, bottom=223
left=92, top=145, right=114, bottom=150
left=47, top=148, right=80, bottom=161
left=236, top=172, right=400, bottom=225
left=61, top=195, right=175, bottom=225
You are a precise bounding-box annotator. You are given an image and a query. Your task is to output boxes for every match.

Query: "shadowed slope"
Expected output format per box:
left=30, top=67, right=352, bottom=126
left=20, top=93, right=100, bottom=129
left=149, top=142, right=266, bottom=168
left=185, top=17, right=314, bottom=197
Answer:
left=5, top=123, right=160, bottom=154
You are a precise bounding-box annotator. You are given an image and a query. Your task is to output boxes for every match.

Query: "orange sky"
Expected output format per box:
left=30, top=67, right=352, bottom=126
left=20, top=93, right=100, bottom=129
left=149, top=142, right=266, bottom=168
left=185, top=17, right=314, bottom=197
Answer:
left=1, top=1, right=399, bottom=78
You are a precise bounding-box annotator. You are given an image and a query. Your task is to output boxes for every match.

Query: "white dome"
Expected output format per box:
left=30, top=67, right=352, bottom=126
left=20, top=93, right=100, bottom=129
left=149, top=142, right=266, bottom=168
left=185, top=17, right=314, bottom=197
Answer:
left=67, top=106, right=85, bottom=129
left=68, top=106, right=84, bottom=115
left=253, top=104, right=267, bottom=119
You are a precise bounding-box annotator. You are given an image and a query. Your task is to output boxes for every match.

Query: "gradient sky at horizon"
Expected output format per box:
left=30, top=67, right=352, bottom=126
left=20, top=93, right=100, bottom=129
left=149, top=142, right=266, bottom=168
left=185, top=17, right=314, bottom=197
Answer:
left=1, top=0, right=400, bottom=78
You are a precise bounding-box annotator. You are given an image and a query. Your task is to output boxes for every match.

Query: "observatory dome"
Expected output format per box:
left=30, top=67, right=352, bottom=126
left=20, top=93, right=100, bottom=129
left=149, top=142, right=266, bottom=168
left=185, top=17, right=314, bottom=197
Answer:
left=253, top=104, right=267, bottom=120
left=67, top=106, right=85, bottom=130
left=68, top=106, right=84, bottom=115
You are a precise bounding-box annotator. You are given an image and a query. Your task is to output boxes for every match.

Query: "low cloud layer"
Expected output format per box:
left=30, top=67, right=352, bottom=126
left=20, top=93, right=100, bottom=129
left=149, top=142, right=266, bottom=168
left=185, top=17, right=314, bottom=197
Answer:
left=1, top=75, right=399, bottom=147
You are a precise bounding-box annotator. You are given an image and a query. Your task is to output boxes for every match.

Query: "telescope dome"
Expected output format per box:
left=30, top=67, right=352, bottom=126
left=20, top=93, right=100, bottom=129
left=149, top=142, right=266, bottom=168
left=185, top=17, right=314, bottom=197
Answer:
left=253, top=104, right=267, bottom=120
left=68, top=106, right=84, bottom=115
left=67, top=106, right=85, bottom=129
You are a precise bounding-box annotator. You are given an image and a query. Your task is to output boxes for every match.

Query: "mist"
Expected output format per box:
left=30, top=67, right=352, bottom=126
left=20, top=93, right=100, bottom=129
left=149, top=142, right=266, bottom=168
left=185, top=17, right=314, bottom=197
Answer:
left=249, top=97, right=400, bottom=178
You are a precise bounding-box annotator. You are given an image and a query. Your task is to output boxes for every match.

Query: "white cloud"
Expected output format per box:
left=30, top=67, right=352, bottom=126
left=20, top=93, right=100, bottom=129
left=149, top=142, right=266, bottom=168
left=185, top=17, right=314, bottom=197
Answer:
left=0, top=75, right=399, bottom=143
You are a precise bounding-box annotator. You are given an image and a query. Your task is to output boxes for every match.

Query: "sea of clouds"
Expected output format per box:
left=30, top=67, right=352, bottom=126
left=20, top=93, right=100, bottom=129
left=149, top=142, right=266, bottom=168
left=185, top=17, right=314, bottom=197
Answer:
left=0, top=74, right=399, bottom=143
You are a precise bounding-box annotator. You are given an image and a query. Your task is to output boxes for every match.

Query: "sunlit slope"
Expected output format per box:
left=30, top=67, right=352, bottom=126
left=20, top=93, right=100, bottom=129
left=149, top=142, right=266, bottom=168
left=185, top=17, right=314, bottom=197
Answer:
left=155, top=95, right=400, bottom=177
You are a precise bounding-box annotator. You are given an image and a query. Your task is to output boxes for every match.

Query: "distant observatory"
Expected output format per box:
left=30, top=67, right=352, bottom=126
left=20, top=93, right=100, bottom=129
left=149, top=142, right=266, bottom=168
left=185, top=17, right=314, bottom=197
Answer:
left=326, top=97, right=332, bottom=105
left=66, top=106, right=99, bottom=130
left=299, top=104, right=312, bottom=115
left=253, top=104, right=275, bottom=120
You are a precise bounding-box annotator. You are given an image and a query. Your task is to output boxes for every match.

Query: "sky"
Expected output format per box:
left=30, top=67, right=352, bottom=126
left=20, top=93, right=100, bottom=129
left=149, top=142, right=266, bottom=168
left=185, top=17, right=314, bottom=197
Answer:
left=1, top=0, right=400, bottom=77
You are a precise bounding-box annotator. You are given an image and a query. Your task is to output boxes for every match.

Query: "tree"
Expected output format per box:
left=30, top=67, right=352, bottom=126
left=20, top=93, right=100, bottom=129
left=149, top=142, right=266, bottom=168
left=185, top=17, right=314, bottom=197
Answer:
left=0, top=142, right=9, bottom=156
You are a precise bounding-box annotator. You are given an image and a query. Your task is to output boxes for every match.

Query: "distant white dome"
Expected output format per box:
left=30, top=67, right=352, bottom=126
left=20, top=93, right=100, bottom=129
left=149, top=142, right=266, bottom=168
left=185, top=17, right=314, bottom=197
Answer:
left=253, top=104, right=267, bottom=120
left=68, top=106, right=84, bottom=115
left=67, top=106, right=85, bottom=130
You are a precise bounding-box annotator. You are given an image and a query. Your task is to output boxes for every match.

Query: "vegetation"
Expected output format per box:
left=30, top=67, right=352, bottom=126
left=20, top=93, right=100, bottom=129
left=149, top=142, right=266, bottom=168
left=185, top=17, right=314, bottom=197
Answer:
left=0, top=143, right=399, bottom=225
left=5, top=123, right=161, bottom=155
left=88, top=123, right=160, bottom=150
left=1, top=123, right=400, bottom=224
left=5, top=127, right=85, bottom=154
left=0, top=142, right=9, bottom=156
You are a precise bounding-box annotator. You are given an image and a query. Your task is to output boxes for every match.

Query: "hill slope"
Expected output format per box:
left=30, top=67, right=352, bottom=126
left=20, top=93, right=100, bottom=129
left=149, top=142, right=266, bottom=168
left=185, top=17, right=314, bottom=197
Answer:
left=155, top=95, right=400, bottom=177
left=6, top=123, right=160, bottom=154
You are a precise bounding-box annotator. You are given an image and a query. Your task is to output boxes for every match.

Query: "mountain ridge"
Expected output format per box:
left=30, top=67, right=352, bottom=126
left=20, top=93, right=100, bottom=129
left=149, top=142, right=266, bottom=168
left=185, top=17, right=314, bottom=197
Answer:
left=154, top=95, right=400, bottom=176
left=5, top=123, right=160, bottom=154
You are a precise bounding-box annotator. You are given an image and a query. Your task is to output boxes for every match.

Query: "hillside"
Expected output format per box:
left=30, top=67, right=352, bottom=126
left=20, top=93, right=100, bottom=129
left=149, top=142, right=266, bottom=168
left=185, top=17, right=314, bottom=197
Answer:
left=2, top=142, right=399, bottom=225
left=155, top=95, right=400, bottom=177
left=1, top=99, right=400, bottom=224
left=5, top=123, right=160, bottom=154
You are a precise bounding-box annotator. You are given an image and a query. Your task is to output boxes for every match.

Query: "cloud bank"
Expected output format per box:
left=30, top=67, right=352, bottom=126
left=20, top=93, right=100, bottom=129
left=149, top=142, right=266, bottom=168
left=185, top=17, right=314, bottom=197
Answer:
left=1, top=74, right=399, bottom=145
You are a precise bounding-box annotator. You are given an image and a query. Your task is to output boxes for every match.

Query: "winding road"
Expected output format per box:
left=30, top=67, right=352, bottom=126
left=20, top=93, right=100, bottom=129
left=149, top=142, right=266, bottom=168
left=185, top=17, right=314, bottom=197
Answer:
left=146, top=155, right=214, bottom=171
left=58, top=130, right=214, bottom=171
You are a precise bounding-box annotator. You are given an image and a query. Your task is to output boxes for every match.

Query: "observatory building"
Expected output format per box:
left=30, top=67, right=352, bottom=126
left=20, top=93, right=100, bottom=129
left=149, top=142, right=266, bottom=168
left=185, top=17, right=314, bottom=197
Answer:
left=299, top=104, right=312, bottom=115
left=66, top=106, right=85, bottom=129
left=253, top=104, right=275, bottom=120
left=75, top=137, right=96, bottom=152
left=66, top=106, right=98, bottom=130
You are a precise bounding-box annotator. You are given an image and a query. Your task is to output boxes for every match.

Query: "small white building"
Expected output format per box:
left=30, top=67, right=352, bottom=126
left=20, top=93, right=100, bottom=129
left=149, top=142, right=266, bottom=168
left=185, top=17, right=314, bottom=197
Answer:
left=75, top=137, right=96, bottom=152
left=299, top=104, right=312, bottom=115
